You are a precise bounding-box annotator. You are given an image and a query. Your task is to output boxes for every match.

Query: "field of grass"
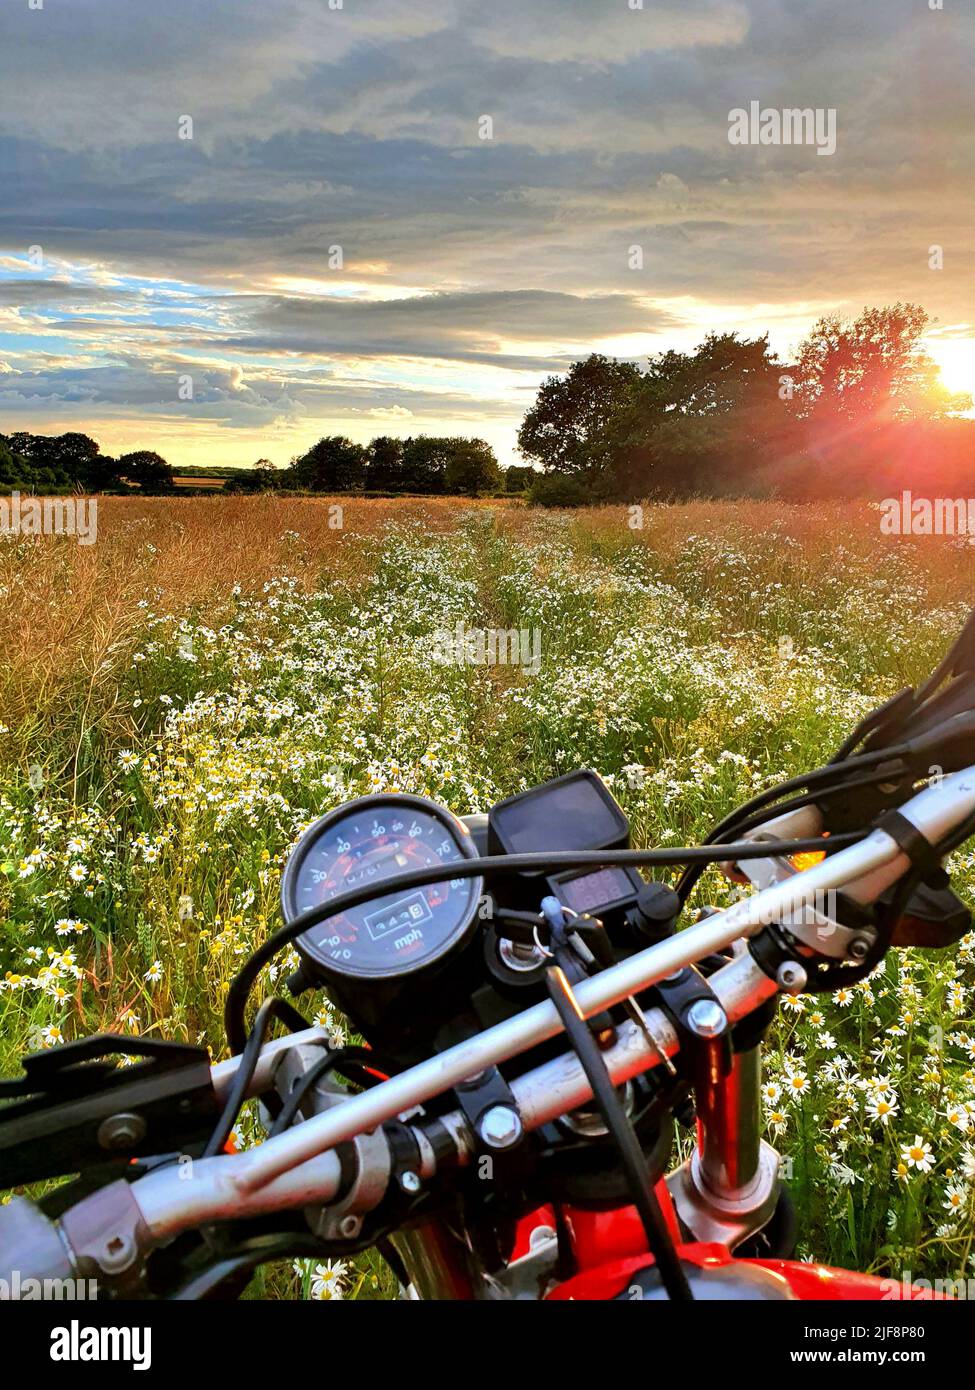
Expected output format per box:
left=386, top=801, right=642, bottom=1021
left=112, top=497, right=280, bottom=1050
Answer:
left=1, top=495, right=974, bottom=1298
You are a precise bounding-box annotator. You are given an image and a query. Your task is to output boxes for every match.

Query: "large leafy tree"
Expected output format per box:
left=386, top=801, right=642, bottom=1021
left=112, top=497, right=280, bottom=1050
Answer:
left=118, top=450, right=175, bottom=492
left=444, top=438, right=502, bottom=496
left=606, top=333, right=792, bottom=497
left=793, top=304, right=968, bottom=423
left=398, top=437, right=455, bottom=493
left=5, top=431, right=116, bottom=490
left=364, top=436, right=404, bottom=491
left=287, top=436, right=367, bottom=492
left=517, top=354, right=641, bottom=478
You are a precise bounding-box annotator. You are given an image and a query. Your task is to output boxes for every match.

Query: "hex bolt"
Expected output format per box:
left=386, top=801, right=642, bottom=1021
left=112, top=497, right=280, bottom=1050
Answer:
left=776, top=960, right=808, bottom=994
left=399, top=1170, right=422, bottom=1194
left=478, top=1104, right=523, bottom=1150
left=685, top=998, right=727, bottom=1038
left=97, top=1113, right=147, bottom=1151
left=98, top=1233, right=137, bottom=1276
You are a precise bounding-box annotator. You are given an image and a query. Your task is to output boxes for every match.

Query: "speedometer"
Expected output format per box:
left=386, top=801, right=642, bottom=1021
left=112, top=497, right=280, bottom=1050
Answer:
left=281, top=793, right=483, bottom=983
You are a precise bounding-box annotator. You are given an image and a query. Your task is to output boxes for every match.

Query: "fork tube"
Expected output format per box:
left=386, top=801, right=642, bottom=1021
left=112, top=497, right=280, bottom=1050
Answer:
left=696, top=1045, right=762, bottom=1196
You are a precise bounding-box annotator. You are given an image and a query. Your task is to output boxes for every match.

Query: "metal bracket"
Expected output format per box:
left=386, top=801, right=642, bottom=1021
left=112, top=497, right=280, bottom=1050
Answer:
left=723, top=809, right=878, bottom=963
left=667, top=1139, right=781, bottom=1250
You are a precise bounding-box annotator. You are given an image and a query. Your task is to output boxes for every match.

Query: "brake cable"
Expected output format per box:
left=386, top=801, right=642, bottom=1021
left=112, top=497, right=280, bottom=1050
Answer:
left=542, top=898, right=692, bottom=1301
left=269, top=1045, right=398, bottom=1137
left=204, top=998, right=310, bottom=1158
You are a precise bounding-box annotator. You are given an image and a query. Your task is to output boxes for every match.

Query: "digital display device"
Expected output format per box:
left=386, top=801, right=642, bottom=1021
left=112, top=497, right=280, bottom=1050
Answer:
left=488, top=769, right=630, bottom=856
left=555, top=866, right=638, bottom=915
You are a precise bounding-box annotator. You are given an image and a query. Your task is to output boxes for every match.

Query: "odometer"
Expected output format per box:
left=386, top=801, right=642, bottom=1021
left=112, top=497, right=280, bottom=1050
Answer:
left=281, top=794, right=483, bottom=983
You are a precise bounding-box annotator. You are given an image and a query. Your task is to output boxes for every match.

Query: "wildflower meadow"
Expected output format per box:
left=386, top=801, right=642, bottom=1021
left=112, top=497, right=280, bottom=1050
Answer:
left=1, top=496, right=973, bottom=1298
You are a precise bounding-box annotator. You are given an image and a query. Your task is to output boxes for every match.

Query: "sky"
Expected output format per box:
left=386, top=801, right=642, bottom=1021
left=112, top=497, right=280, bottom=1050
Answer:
left=0, top=0, right=973, bottom=471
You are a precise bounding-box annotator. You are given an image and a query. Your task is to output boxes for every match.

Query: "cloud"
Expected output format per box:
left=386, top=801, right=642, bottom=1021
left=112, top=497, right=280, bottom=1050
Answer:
left=0, top=0, right=972, bottom=466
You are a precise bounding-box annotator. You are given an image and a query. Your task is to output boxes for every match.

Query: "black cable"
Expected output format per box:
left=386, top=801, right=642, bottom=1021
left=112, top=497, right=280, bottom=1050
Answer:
left=224, top=833, right=864, bottom=1053
left=674, top=756, right=917, bottom=906
left=545, top=965, right=693, bottom=1301
left=828, top=689, right=917, bottom=764
left=269, top=1046, right=395, bottom=1137
left=204, top=998, right=309, bottom=1158
left=914, top=608, right=975, bottom=704
left=695, top=744, right=914, bottom=850
left=170, top=1233, right=338, bottom=1301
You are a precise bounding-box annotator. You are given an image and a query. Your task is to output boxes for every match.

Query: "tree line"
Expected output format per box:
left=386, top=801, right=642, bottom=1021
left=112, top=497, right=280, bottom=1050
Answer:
left=518, top=304, right=975, bottom=504
left=0, top=430, right=522, bottom=497
left=2, top=304, right=971, bottom=503
left=0, top=432, right=174, bottom=494
left=225, top=435, right=518, bottom=496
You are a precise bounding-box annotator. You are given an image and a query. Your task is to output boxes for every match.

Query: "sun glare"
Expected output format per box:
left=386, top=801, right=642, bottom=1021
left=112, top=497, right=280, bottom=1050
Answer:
left=927, top=338, right=975, bottom=407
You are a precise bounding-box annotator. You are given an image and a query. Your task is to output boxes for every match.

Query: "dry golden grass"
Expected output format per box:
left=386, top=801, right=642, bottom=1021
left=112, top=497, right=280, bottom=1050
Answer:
left=566, top=500, right=975, bottom=607
left=0, top=497, right=483, bottom=757
left=3, top=494, right=972, bottom=782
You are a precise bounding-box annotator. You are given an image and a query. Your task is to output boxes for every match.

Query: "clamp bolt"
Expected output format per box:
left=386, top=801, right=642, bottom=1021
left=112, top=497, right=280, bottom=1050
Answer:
left=776, top=960, right=808, bottom=994
left=478, top=1104, right=523, bottom=1150
left=98, top=1233, right=138, bottom=1276
left=97, top=1113, right=147, bottom=1151
left=399, top=1170, right=422, bottom=1194
left=848, top=937, right=871, bottom=962
left=686, top=998, right=727, bottom=1038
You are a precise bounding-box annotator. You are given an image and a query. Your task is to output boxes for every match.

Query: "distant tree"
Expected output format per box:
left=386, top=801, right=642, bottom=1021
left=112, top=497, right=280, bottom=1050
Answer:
left=793, top=304, right=968, bottom=423
left=528, top=473, right=594, bottom=507
left=287, top=436, right=367, bottom=492
left=444, top=439, right=502, bottom=496
left=517, top=355, right=641, bottom=477
left=0, top=436, right=30, bottom=490
left=398, top=437, right=454, bottom=493
left=364, top=436, right=404, bottom=491
left=224, top=460, right=280, bottom=493
left=117, top=450, right=175, bottom=492
left=504, top=464, right=534, bottom=493
left=251, top=459, right=281, bottom=490
left=6, top=431, right=114, bottom=490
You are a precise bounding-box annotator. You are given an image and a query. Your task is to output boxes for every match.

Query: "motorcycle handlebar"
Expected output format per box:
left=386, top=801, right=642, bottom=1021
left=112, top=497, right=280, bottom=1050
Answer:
left=6, top=766, right=973, bottom=1290
left=126, top=765, right=975, bottom=1236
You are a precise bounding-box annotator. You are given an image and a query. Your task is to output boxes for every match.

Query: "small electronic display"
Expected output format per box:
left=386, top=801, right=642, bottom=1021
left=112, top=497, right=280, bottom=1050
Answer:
left=488, top=769, right=630, bottom=856
left=555, top=867, right=637, bottom=915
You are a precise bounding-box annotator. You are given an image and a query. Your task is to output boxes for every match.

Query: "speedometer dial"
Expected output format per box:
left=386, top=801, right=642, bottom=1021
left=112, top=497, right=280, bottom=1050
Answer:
left=281, top=794, right=483, bottom=982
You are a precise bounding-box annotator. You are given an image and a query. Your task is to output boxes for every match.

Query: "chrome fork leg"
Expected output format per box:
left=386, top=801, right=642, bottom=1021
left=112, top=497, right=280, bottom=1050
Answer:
left=668, top=1043, right=781, bottom=1250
